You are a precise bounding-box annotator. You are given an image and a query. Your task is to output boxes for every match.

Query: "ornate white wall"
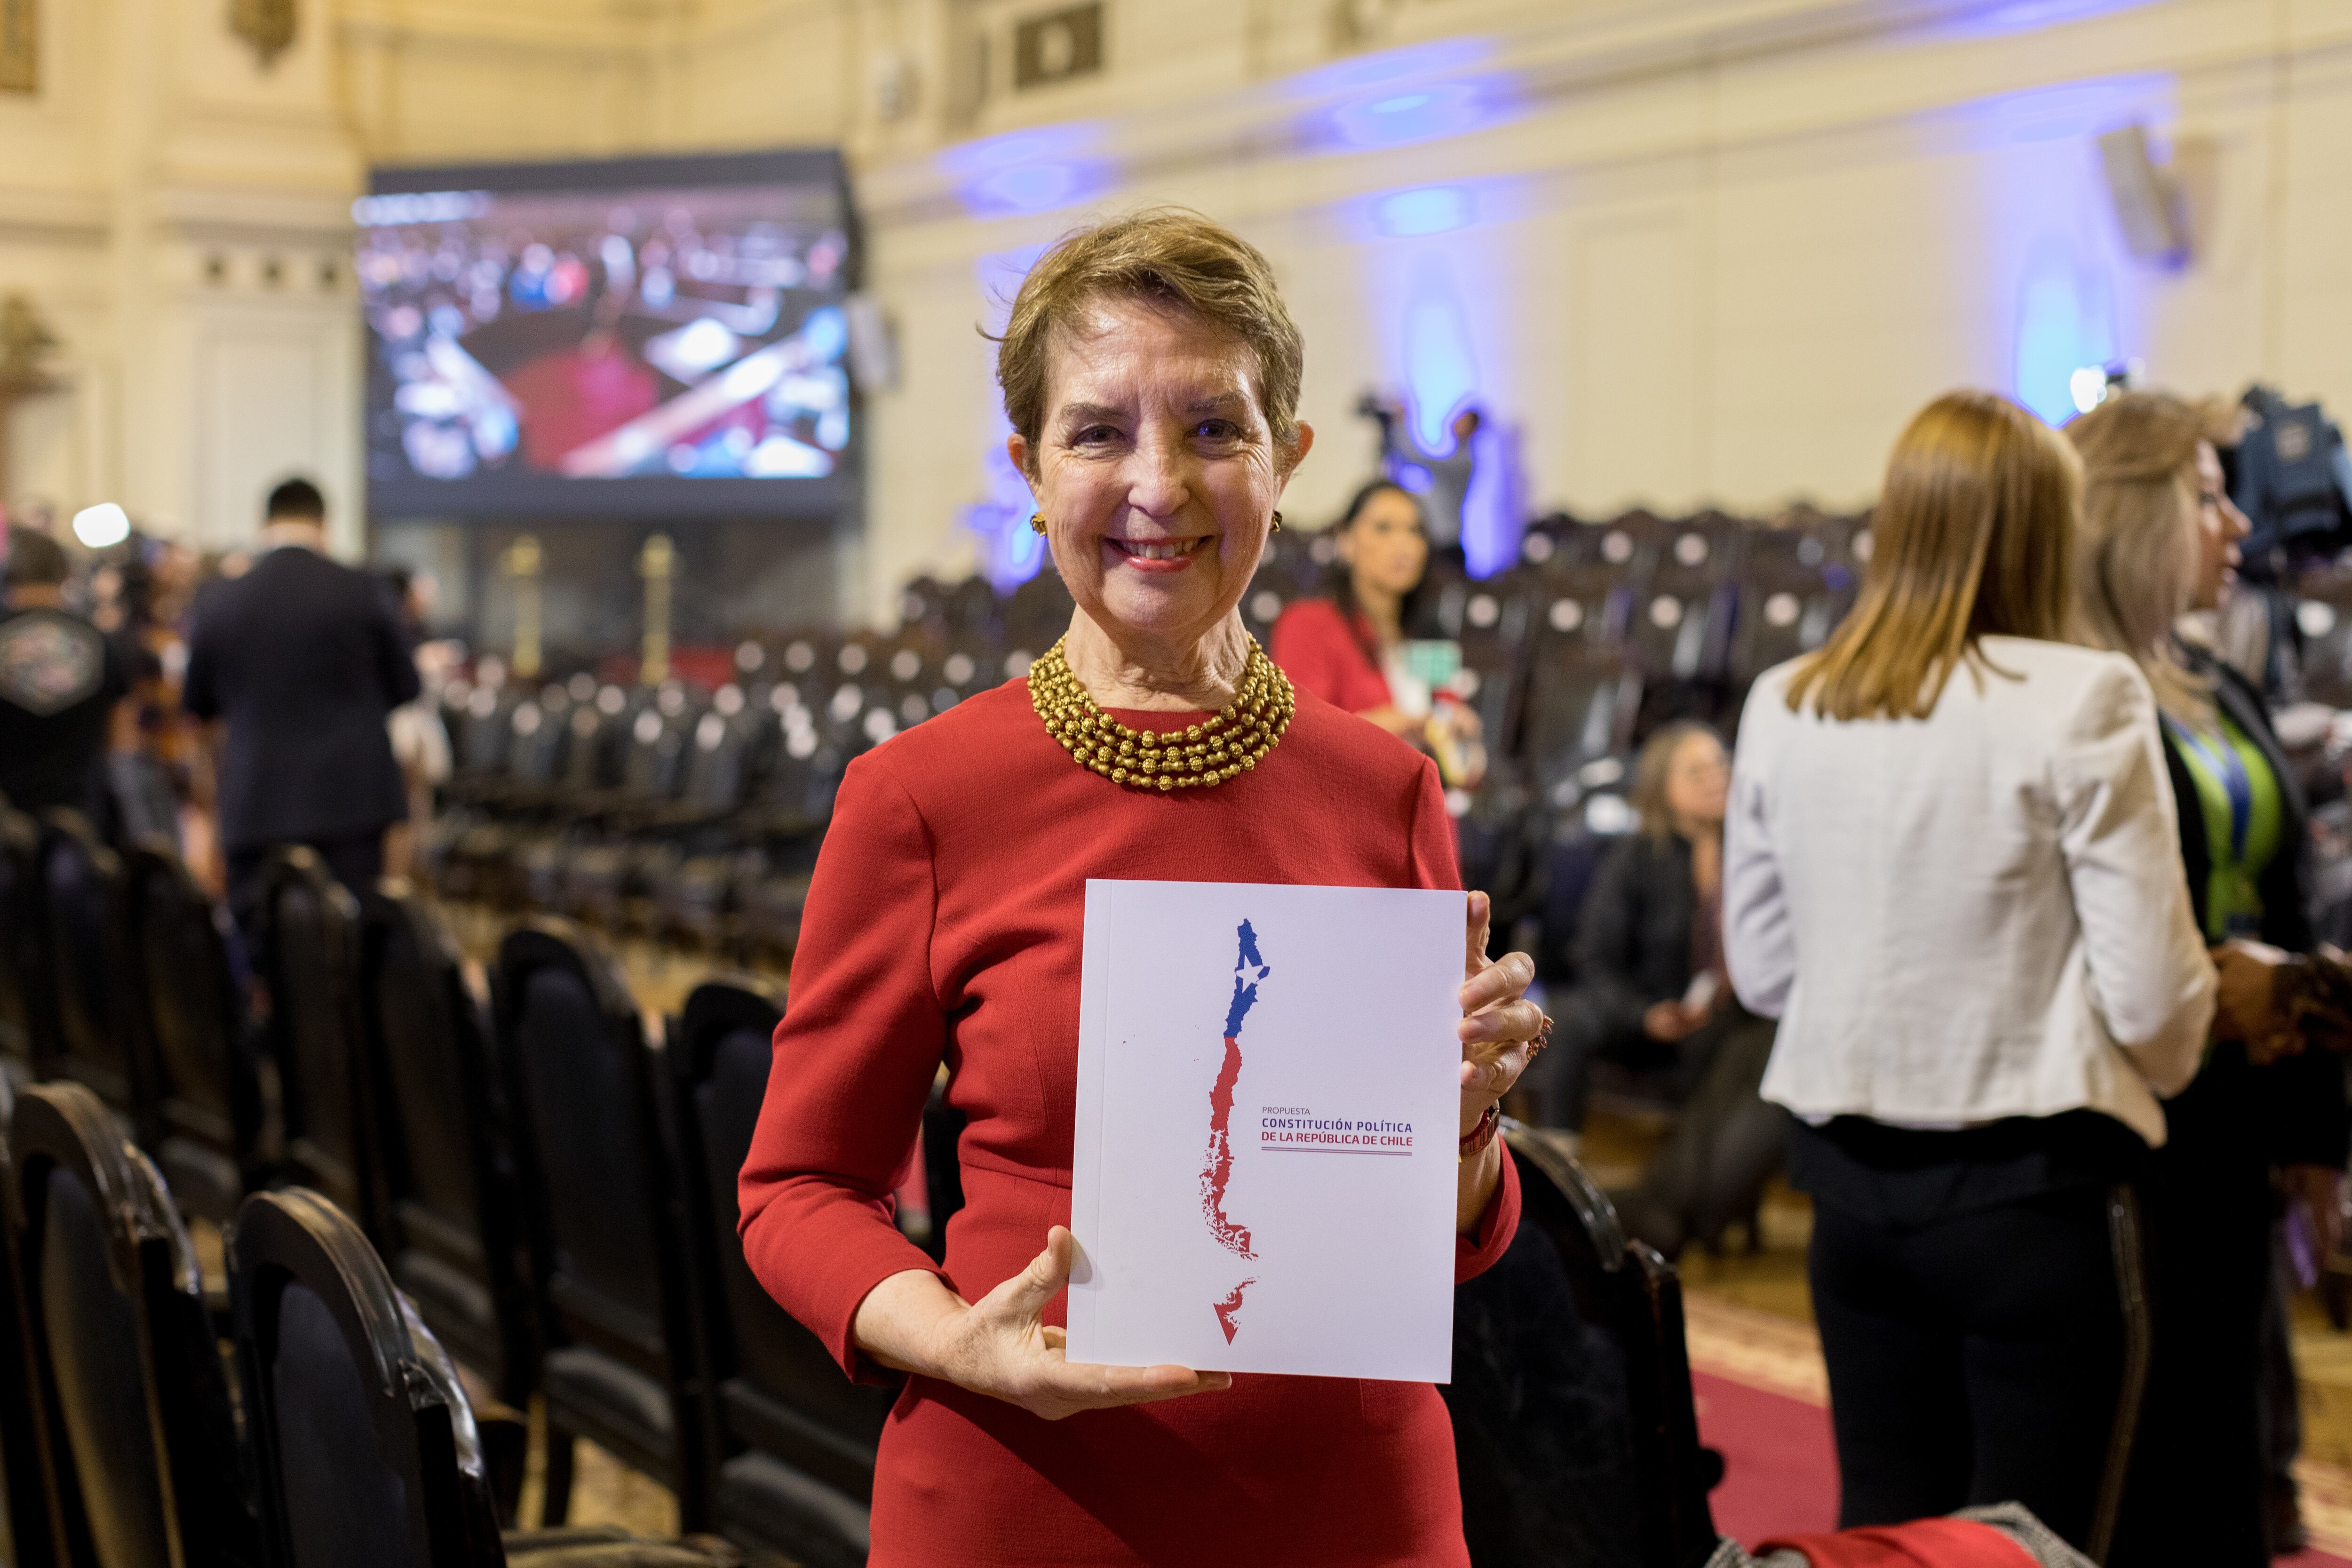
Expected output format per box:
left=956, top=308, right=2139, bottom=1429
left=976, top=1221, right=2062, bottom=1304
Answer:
left=0, top=0, right=360, bottom=551
left=2, top=0, right=2347, bottom=621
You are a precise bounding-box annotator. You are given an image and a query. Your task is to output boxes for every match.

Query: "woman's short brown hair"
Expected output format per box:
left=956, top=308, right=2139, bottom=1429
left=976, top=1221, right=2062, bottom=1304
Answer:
left=1785, top=390, right=2081, bottom=721
left=996, top=208, right=1304, bottom=472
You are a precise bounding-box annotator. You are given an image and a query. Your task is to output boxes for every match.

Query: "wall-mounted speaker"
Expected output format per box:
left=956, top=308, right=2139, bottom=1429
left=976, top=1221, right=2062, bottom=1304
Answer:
left=2098, top=123, right=2189, bottom=264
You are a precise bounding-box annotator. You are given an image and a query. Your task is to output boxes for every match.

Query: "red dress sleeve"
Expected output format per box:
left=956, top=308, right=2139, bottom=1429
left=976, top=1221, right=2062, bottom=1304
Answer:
left=739, top=753, right=953, bottom=1379
left=1270, top=599, right=1394, bottom=716
left=1400, top=755, right=1523, bottom=1282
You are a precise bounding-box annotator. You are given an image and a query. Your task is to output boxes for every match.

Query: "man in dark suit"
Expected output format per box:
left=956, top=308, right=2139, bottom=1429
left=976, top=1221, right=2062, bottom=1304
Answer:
left=185, top=478, right=419, bottom=926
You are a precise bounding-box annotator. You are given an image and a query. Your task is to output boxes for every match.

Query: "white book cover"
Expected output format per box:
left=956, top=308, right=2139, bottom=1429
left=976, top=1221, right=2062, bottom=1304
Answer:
left=1067, top=878, right=1466, bottom=1382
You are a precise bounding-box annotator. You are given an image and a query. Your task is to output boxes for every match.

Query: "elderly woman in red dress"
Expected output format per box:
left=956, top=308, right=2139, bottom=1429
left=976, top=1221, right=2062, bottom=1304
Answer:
left=738, top=209, right=1545, bottom=1566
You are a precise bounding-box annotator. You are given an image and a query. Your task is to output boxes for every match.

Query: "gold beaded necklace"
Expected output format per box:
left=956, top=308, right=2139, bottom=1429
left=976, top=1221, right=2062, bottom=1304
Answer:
left=1027, top=635, right=1296, bottom=791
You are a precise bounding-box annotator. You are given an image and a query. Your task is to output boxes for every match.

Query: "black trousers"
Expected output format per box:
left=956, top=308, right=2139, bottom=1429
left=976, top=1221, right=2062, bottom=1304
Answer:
left=2107, top=1159, right=2274, bottom=1565
left=1809, top=1182, right=2145, bottom=1556
left=225, top=830, right=385, bottom=945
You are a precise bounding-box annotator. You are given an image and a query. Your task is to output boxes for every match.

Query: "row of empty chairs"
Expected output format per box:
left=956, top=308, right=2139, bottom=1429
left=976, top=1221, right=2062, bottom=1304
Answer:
left=0, top=798, right=897, bottom=1560
left=0, top=1073, right=734, bottom=1566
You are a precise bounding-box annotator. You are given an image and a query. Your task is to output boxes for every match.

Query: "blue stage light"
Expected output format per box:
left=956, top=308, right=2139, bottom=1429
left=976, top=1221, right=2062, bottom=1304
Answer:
left=1324, top=80, right=1498, bottom=151
left=938, top=123, right=1114, bottom=219
left=1373, top=186, right=1474, bottom=238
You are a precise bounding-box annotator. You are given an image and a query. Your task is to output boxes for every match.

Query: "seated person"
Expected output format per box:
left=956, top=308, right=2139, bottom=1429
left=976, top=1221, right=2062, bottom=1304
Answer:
left=1536, top=722, right=1787, bottom=1251
left=1270, top=479, right=1481, bottom=779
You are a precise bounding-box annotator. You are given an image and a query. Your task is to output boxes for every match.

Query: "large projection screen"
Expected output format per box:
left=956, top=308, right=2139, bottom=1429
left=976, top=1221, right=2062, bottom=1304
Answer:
left=360, top=150, right=856, bottom=519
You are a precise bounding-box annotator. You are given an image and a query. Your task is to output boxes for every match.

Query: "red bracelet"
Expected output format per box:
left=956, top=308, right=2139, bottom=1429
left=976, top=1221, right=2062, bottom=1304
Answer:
left=1458, top=1102, right=1501, bottom=1162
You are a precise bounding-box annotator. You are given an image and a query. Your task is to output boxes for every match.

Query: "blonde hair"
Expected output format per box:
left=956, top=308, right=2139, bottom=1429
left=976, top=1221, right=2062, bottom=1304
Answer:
left=2067, top=391, right=2239, bottom=729
left=1785, top=391, right=2081, bottom=721
left=1632, top=720, right=1723, bottom=840
left=995, top=208, right=1304, bottom=472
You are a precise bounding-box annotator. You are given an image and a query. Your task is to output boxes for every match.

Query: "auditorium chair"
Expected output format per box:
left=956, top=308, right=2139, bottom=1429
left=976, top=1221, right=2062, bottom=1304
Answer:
left=7, top=1081, right=256, bottom=1564
left=1545, top=512, right=1659, bottom=574
left=1238, top=530, right=1328, bottom=645
left=37, top=809, right=143, bottom=1120
left=441, top=690, right=593, bottom=905
left=478, top=687, right=579, bottom=813
left=121, top=839, right=263, bottom=1227
left=0, top=1070, right=60, bottom=1568
left=257, top=846, right=384, bottom=1239
left=669, top=978, right=890, bottom=1564
left=1626, top=514, right=1744, bottom=729
left=1518, top=653, right=1641, bottom=798
left=492, top=920, right=709, bottom=1528
left=583, top=694, right=773, bottom=941
left=773, top=631, right=839, bottom=693
left=1000, top=566, right=1076, bottom=665
left=1529, top=558, right=1639, bottom=660
left=1460, top=566, right=1545, bottom=752
left=550, top=690, right=710, bottom=929
left=360, top=883, right=538, bottom=1405
left=0, top=804, right=51, bottom=1085
left=230, top=1187, right=730, bottom=1568
left=943, top=574, right=1006, bottom=652
left=1726, top=523, right=1860, bottom=700
left=1446, top=1122, right=1717, bottom=1568
left=443, top=678, right=526, bottom=804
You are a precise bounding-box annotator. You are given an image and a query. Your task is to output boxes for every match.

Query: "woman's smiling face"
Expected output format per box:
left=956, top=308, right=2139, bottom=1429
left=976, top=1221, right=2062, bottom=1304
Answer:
left=1011, top=294, right=1310, bottom=655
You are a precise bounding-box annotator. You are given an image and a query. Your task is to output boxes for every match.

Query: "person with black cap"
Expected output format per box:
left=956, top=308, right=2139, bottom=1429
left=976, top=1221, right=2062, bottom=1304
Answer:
left=184, top=478, right=419, bottom=928
left=0, top=527, right=134, bottom=825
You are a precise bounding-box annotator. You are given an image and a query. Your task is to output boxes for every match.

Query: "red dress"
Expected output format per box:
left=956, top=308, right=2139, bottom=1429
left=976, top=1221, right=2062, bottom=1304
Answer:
left=739, top=678, right=1520, bottom=1567
left=1270, top=598, right=1394, bottom=716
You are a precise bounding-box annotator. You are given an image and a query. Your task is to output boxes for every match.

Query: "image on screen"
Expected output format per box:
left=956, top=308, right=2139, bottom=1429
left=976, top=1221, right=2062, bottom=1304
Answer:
left=359, top=158, right=852, bottom=513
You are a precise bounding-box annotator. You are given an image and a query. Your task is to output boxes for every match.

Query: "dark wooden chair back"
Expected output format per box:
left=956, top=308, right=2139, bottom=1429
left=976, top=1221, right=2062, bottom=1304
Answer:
left=37, top=810, right=140, bottom=1114
left=230, top=1186, right=506, bottom=1567
left=8, top=1082, right=254, bottom=1567
left=358, top=882, right=536, bottom=1403
left=491, top=919, right=707, bottom=1528
left=1446, top=1123, right=1717, bottom=1568
left=257, top=848, right=380, bottom=1236
left=0, top=806, right=51, bottom=1080
left=122, top=840, right=260, bottom=1226
left=671, top=978, right=887, bottom=1566
left=0, top=1071, right=61, bottom=1568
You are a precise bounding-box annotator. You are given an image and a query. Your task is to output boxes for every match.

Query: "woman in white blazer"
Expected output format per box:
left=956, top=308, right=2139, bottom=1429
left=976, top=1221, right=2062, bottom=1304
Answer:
left=1724, top=390, right=2247, bottom=1560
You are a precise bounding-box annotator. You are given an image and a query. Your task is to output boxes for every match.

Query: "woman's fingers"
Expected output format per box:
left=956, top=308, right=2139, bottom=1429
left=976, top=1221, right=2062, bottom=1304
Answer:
left=1025, top=1225, right=1075, bottom=1297
left=1459, top=996, right=1543, bottom=1047
left=1463, top=891, right=1493, bottom=979
left=986, top=1226, right=1074, bottom=1323
left=1047, top=1361, right=1234, bottom=1411
left=1459, top=1038, right=1534, bottom=1098
left=1459, top=950, right=1535, bottom=1017
left=963, top=1230, right=1235, bottom=1419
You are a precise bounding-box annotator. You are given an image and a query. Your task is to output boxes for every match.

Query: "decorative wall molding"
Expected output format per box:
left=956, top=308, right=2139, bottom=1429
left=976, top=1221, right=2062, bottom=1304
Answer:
left=0, top=0, right=34, bottom=95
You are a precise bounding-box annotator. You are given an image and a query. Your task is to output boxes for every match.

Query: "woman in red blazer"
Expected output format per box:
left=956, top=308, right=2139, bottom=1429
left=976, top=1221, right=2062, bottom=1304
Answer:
left=1272, top=482, right=1484, bottom=783
left=1270, top=480, right=1427, bottom=729
left=737, top=210, right=1545, bottom=1566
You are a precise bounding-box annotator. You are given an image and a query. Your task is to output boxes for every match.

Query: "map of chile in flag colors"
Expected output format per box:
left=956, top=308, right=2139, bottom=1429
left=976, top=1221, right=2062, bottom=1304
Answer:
left=1200, top=920, right=1268, bottom=1343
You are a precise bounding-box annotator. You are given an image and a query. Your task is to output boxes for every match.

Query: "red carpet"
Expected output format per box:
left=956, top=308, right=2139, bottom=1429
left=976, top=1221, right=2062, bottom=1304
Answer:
left=1694, top=1370, right=1840, bottom=1542
left=1693, top=1369, right=2352, bottom=1566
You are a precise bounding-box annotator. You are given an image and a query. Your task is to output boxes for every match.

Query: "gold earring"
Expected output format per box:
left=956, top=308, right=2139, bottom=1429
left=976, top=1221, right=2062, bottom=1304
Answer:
left=1029, top=513, right=1047, bottom=535
left=1271, top=511, right=1284, bottom=533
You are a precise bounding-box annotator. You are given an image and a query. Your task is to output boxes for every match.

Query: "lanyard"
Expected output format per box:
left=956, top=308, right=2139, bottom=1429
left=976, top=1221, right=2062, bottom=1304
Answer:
left=2166, top=714, right=2253, bottom=864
